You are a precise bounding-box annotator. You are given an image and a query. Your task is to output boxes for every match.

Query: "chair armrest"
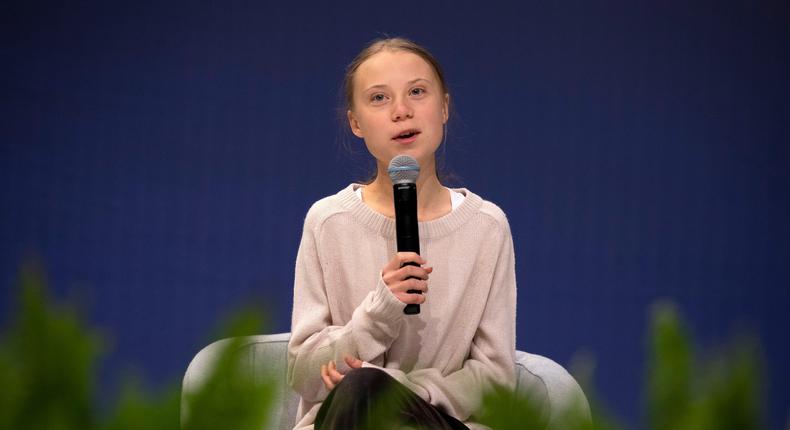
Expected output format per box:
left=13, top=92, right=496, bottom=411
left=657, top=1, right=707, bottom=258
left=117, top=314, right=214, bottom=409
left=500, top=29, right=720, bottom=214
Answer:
left=515, top=351, right=592, bottom=428
left=181, top=333, right=297, bottom=430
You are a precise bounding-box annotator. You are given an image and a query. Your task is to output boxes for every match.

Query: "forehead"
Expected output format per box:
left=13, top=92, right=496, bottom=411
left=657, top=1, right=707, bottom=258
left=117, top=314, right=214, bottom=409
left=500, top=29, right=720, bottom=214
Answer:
left=354, top=50, right=438, bottom=90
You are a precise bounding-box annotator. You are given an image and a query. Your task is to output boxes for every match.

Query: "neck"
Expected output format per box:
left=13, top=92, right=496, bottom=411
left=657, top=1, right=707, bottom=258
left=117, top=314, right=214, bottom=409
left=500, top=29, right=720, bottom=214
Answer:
left=363, top=159, right=449, bottom=220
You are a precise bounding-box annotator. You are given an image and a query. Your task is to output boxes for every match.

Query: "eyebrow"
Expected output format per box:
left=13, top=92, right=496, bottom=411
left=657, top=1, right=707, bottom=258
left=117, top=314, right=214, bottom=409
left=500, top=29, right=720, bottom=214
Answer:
left=364, top=78, right=432, bottom=92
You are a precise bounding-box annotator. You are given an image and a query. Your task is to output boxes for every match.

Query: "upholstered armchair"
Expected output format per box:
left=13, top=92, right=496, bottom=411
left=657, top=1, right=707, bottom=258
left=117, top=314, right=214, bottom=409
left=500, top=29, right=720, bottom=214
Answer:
left=182, top=333, right=591, bottom=429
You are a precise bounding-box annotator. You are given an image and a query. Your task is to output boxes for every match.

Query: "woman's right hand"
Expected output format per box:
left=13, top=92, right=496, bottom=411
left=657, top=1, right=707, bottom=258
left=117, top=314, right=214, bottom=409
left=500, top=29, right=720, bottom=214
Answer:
left=381, top=252, right=432, bottom=305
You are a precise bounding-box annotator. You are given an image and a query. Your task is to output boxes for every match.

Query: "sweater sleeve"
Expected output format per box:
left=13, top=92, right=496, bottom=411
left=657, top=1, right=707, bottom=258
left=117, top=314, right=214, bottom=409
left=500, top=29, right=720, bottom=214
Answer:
left=365, top=220, right=517, bottom=422
left=287, top=210, right=407, bottom=403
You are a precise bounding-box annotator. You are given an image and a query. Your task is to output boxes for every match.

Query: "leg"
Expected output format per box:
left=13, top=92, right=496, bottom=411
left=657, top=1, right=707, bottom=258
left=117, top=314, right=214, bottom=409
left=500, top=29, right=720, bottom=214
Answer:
left=315, top=368, right=468, bottom=430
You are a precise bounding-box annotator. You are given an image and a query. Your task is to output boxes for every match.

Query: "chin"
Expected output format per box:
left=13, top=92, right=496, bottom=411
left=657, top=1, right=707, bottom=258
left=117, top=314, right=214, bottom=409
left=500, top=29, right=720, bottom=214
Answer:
left=372, top=146, right=437, bottom=168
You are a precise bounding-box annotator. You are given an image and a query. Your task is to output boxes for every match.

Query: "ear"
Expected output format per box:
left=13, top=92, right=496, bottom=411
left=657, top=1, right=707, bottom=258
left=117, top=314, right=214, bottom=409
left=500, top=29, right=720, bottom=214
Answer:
left=347, top=110, right=364, bottom=138
left=442, top=93, right=450, bottom=123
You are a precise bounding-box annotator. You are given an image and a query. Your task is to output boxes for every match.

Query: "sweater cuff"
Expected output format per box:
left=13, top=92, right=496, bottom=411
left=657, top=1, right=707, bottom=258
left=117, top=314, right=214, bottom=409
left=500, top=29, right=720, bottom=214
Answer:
left=365, top=276, right=407, bottom=321
left=350, top=276, right=405, bottom=358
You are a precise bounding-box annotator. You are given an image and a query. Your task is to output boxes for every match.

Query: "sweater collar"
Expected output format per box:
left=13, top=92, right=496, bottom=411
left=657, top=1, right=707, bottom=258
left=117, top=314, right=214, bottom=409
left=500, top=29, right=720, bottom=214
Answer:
left=336, top=183, right=483, bottom=239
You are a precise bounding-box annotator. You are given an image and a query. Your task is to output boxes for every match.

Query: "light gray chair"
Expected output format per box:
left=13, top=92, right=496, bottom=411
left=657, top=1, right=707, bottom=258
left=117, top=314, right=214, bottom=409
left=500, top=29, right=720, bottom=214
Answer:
left=182, top=333, right=591, bottom=429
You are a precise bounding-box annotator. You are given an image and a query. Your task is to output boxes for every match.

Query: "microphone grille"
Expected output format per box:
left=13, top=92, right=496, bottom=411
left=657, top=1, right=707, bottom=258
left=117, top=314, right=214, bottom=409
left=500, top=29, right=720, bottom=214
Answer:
left=388, top=155, right=420, bottom=184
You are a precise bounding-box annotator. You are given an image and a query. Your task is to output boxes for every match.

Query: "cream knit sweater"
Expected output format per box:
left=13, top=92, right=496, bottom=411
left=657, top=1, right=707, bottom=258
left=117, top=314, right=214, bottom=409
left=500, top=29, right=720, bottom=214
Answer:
left=287, top=184, right=517, bottom=430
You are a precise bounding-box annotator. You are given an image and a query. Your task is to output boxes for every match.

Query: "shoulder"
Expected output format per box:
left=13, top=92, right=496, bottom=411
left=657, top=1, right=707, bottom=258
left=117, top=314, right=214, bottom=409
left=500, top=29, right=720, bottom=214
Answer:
left=479, top=199, right=509, bottom=227
left=464, top=189, right=511, bottom=235
left=301, top=186, right=353, bottom=234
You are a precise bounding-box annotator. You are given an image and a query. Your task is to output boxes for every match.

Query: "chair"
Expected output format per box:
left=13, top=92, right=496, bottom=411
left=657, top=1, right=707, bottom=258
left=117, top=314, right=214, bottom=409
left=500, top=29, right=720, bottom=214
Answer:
left=182, top=333, right=591, bottom=429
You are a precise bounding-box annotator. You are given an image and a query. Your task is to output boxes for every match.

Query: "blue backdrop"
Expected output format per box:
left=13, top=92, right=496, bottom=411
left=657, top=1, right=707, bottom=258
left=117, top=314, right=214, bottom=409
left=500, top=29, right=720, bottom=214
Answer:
left=2, top=0, right=788, bottom=427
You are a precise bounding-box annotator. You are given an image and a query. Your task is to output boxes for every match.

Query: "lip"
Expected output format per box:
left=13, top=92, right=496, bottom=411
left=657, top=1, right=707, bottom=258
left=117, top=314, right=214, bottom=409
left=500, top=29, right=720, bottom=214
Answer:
left=392, top=129, right=421, bottom=144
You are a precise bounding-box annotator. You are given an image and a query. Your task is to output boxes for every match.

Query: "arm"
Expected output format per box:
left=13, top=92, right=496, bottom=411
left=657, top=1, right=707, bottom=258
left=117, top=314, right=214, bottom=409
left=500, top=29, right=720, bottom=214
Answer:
left=365, top=222, right=517, bottom=421
left=286, top=213, right=409, bottom=403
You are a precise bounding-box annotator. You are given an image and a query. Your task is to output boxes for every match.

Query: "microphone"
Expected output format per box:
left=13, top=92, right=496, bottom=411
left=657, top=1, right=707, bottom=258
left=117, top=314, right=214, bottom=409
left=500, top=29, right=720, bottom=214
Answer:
left=388, top=155, right=422, bottom=315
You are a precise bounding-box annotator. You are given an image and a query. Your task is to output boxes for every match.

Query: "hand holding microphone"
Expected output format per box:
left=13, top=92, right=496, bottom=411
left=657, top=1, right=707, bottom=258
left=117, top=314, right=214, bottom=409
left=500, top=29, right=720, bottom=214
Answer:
left=381, top=252, right=431, bottom=307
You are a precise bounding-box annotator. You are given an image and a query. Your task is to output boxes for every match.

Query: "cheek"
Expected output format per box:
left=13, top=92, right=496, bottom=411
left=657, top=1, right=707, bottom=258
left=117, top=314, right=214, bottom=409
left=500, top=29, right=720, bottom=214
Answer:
left=354, top=115, right=375, bottom=135
left=365, top=117, right=392, bottom=137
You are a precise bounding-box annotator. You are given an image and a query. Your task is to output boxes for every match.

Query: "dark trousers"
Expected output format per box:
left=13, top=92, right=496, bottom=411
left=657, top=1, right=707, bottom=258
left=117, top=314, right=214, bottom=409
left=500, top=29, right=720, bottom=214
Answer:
left=315, top=368, right=469, bottom=430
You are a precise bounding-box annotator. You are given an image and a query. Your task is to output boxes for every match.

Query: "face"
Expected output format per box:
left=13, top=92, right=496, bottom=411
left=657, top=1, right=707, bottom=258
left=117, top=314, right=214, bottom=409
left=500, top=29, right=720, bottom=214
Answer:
left=347, top=50, right=449, bottom=172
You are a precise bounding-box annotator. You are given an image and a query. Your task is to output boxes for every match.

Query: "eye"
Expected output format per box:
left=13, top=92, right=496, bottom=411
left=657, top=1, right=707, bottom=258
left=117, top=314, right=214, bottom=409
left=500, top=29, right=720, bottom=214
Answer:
left=410, top=87, right=426, bottom=97
left=370, top=93, right=388, bottom=104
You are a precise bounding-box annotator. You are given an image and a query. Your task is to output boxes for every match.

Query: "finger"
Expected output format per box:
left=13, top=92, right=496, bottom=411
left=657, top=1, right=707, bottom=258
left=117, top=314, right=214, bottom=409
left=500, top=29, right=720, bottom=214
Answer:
left=382, top=256, right=430, bottom=285
left=392, top=278, right=428, bottom=294
left=327, top=361, right=345, bottom=384
left=410, top=278, right=428, bottom=293
left=398, top=264, right=431, bottom=280
left=395, top=284, right=427, bottom=303
left=396, top=291, right=427, bottom=305
left=344, top=355, right=363, bottom=369
left=385, top=252, right=415, bottom=272
left=383, top=269, right=426, bottom=290
left=396, top=252, right=426, bottom=266
left=321, top=364, right=334, bottom=390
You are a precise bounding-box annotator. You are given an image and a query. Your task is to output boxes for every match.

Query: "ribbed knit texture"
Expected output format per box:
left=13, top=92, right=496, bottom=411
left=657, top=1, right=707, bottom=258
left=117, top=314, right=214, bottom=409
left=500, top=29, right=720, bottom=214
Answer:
left=287, top=184, right=517, bottom=430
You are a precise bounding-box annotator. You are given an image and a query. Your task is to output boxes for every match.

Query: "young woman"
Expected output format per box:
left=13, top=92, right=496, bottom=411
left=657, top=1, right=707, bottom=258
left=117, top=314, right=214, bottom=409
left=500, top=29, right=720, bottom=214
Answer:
left=287, top=37, right=517, bottom=430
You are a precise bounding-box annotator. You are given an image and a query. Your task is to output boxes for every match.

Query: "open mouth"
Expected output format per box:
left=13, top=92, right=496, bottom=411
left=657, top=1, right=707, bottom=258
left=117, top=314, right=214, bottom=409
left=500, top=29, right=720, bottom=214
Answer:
left=393, top=129, right=421, bottom=141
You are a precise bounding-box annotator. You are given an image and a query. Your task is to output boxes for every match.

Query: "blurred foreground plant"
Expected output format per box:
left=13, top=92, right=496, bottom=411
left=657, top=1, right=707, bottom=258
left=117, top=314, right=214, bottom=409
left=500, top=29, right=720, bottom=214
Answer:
left=0, top=265, right=776, bottom=429
left=0, top=265, right=100, bottom=430
left=0, top=264, right=274, bottom=430
left=180, top=313, right=275, bottom=430
left=646, top=302, right=765, bottom=430
left=478, top=301, right=768, bottom=430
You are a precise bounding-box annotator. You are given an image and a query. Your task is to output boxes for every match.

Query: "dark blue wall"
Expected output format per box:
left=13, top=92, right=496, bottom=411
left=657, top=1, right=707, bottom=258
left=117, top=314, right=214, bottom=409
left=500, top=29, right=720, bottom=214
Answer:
left=2, top=0, right=788, bottom=427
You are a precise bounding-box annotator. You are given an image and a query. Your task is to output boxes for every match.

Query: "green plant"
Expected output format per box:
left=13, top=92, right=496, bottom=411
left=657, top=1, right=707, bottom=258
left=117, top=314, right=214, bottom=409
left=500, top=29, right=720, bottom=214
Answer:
left=646, top=302, right=765, bottom=430
left=477, top=301, right=769, bottom=430
left=0, top=265, right=100, bottom=430
left=0, top=265, right=778, bottom=429
left=0, top=264, right=273, bottom=430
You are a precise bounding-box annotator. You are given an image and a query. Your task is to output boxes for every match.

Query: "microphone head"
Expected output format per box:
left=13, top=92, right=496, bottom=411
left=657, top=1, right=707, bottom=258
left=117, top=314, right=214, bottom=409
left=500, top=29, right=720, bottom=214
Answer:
left=388, top=155, right=420, bottom=184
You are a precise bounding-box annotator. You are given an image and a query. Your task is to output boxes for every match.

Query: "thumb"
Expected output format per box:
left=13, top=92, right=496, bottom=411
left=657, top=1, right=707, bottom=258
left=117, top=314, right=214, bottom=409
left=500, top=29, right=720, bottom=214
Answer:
left=344, top=355, right=363, bottom=369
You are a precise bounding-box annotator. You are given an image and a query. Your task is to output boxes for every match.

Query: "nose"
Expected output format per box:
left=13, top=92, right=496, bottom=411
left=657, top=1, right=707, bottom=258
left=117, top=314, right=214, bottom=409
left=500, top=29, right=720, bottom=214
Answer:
left=391, top=97, right=413, bottom=121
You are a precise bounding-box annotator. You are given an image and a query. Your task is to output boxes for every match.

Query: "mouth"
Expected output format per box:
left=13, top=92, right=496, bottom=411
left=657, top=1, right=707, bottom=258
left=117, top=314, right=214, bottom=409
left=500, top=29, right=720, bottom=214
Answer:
left=392, top=129, right=421, bottom=143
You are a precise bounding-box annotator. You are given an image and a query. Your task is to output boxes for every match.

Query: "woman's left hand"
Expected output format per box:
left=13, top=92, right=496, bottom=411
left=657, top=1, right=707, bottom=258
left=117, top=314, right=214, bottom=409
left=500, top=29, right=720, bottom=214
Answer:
left=320, top=356, right=363, bottom=391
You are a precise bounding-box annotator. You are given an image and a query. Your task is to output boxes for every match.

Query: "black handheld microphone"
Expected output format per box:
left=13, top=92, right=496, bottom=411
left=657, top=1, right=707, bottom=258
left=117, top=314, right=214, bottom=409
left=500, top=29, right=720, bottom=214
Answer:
left=388, top=155, right=422, bottom=315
